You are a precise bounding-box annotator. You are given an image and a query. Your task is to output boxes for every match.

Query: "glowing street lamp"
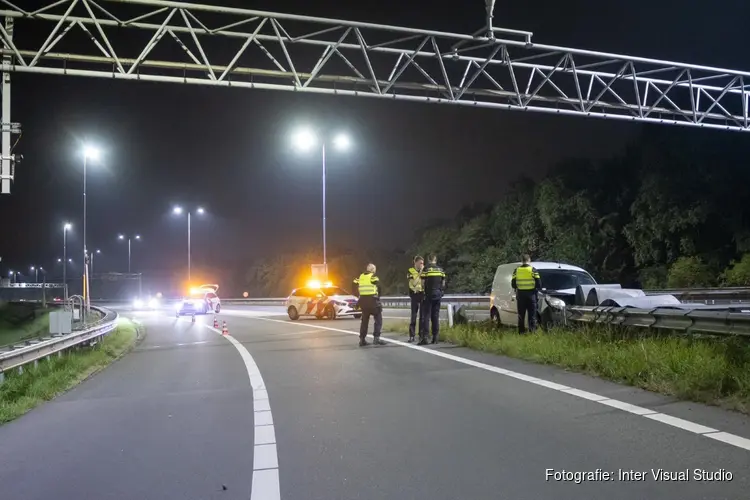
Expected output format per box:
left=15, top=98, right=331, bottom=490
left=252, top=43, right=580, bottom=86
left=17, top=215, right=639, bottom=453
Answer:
left=91, top=249, right=101, bottom=275
left=291, top=127, right=351, bottom=277
left=172, top=205, right=205, bottom=282
left=118, top=234, right=141, bottom=274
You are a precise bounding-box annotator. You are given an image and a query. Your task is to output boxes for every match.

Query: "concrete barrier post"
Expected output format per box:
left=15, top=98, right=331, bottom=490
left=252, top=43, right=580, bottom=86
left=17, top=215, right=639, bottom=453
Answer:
left=447, top=303, right=454, bottom=328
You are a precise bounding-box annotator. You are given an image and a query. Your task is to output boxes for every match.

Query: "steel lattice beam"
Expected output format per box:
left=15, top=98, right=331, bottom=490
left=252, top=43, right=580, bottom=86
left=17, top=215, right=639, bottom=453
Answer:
left=1, top=0, right=749, bottom=132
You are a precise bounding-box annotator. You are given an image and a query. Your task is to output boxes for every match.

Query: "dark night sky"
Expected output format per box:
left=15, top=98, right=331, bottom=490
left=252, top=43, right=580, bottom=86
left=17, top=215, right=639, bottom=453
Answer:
left=1, top=0, right=748, bottom=285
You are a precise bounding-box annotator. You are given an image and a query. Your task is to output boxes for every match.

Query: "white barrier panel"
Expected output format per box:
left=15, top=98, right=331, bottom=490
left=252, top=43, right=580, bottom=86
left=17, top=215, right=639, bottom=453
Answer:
left=575, top=284, right=621, bottom=306
left=586, top=288, right=646, bottom=307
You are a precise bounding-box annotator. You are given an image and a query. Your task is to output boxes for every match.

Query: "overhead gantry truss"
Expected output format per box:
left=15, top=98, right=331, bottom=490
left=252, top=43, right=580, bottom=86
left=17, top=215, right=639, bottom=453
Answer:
left=1, top=0, right=750, bottom=132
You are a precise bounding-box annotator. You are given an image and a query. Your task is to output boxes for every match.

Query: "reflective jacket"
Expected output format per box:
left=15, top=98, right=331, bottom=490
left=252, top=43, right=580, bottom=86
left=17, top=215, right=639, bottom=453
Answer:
left=353, top=272, right=380, bottom=297
left=511, top=264, right=541, bottom=291
left=422, top=264, right=446, bottom=298
left=407, top=267, right=424, bottom=294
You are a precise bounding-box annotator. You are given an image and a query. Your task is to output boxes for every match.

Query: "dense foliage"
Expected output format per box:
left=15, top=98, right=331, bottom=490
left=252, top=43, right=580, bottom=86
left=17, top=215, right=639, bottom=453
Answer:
left=242, top=127, right=750, bottom=296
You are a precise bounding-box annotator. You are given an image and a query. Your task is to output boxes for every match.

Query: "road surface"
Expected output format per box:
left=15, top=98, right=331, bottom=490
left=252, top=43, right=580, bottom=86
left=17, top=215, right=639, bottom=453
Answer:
left=0, top=304, right=748, bottom=499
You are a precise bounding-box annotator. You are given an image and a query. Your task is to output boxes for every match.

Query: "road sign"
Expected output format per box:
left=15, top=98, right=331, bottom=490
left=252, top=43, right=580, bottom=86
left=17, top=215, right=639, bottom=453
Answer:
left=311, top=264, right=328, bottom=280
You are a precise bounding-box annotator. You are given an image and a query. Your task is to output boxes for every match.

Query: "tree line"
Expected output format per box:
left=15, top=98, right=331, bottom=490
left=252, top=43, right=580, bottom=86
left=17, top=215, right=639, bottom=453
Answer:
left=240, top=127, right=750, bottom=296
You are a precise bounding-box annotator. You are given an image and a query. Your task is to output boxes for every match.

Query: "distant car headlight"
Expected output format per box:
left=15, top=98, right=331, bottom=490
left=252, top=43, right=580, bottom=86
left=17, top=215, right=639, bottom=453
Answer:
left=148, top=298, right=158, bottom=308
left=133, top=299, right=144, bottom=308
left=547, top=297, right=566, bottom=309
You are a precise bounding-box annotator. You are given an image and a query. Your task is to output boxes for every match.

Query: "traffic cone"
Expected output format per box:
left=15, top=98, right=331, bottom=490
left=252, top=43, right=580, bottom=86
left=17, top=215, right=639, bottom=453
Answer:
left=222, top=321, right=228, bottom=336
left=213, top=316, right=219, bottom=328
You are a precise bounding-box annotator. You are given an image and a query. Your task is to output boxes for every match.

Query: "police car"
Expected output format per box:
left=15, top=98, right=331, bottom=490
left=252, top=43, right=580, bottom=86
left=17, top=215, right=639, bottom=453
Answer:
left=176, top=284, right=221, bottom=316
left=285, top=280, right=361, bottom=320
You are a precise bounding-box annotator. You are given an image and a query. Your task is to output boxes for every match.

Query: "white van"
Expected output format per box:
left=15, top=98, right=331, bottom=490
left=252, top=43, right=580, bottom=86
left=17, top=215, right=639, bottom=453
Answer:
left=489, top=262, right=596, bottom=327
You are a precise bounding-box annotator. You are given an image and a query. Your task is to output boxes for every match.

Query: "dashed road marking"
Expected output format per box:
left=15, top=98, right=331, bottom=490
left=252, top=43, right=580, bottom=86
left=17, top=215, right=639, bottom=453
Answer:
left=250, top=316, right=750, bottom=454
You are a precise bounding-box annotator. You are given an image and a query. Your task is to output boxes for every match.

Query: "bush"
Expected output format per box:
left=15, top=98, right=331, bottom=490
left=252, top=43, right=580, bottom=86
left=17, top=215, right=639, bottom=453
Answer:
left=667, top=256, right=714, bottom=288
left=722, top=253, right=750, bottom=286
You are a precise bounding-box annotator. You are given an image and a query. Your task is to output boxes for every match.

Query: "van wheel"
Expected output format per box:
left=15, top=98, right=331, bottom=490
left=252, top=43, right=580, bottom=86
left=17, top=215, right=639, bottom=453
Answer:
left=215, top=304, right=221, bottom=313
left=490, top=307, right=501, bottom=326
left=288, top=306, right=299, bottom=321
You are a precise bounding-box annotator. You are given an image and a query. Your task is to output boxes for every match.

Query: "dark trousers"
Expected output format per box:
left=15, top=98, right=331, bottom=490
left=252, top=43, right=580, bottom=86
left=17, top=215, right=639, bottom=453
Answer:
left=358, top=295, right=383, bottom=340
left=517, top=291, right=538, bottom=333
left=409, top=293, right=424, bottom=337
left=420, top=296, right=441, bottom=341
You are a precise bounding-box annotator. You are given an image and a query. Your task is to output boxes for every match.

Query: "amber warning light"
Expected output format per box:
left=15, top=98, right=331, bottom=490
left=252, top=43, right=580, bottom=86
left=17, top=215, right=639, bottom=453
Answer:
left=306, top=280, right=333, bottom=289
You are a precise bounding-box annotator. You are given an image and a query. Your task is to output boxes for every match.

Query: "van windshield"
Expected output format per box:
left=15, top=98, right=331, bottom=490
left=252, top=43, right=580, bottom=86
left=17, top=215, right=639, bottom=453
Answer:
left=538, top=269, right=595, bottom=290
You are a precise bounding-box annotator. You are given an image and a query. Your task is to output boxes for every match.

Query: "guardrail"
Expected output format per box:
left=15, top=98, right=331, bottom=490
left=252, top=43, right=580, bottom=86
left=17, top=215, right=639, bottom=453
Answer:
left=0, top=306, right=119, bottom=383
left=221, top=295, right=489, bottom=308
left=222, top=287, right=750, bottom=308
left=565, top=305, right=750, bottom=336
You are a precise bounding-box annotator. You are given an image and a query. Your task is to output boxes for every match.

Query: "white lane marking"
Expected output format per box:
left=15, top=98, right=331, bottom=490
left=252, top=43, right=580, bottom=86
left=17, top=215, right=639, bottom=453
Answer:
left=255, top=410, right=274, bottom=426
left=255, top=425, right=277, bottom=445
left=252, top=469, right=281, bottom=500
left=222, top=309, right=289, bottom=318
left=562, top=388, right=608, bottom=402
left=705, top=432, right=750, bottom=450
left=250, top=316, right=750, bottom=453
left=598, top=399, right=657, bottom=416
left=181, top=318, right=281, bottom=500
left=645, top=413, right=718, bottom=434
left=255, top=399, right=271, bottom=412
left=253, top=443, right=279, bottom=470
left=139, top=340, right=211, bottom=350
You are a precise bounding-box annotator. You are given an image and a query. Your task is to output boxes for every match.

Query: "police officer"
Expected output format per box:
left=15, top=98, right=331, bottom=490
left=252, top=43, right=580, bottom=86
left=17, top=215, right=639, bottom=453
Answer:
left=420, top=254, right=446, bottom=345
left=353, top=263, right=386, bottom=347
left=511, top=254, right=542, bottom=333
left=407, top=255, right=425, bottom=343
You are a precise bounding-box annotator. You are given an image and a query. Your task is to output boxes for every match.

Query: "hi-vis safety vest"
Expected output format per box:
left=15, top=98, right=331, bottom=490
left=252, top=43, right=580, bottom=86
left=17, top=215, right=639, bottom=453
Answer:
left=407, top=267, right=424, bottom=293
left=513, top=265, right=540, bottom=291
left=354, top=272, right=379, bottom=296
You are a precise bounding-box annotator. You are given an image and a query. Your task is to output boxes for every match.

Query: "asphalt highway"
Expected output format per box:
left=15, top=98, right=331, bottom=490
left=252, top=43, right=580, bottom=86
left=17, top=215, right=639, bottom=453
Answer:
left=0, top=304, right=748, bottom=499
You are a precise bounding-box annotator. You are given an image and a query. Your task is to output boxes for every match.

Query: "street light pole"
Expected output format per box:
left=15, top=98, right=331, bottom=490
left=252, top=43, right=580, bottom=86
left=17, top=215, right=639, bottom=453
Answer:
left=173, top=206, right=203, bottom=283
left=118, top=234, right=140, bottom=274
left=188, top=211, right=191, bottom=282
left=91, top=249, right=100, bottom=275
left=321, top=141, right=327, bottom=270
left=83, top=153, right=89, bottom=310
left=81, top=146, right=100, bottom=311
left=63, top=223, right=71, bottom=301
left=292, top=129, right=350, bottom=280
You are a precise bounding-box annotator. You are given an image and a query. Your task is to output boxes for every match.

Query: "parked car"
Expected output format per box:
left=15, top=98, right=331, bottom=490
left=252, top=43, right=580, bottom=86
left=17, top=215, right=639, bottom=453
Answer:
left=285, top=281, right=361, bottom=320
left=176, top=284, right=221, bottom=316
left=489, top=262, right=596, bottom=328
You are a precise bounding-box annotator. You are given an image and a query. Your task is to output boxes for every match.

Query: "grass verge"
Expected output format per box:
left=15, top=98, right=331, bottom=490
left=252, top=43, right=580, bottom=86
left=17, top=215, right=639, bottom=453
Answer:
left=389, top=320, right=750, bottom=414
left=0, top=319, right=141, bottom=424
